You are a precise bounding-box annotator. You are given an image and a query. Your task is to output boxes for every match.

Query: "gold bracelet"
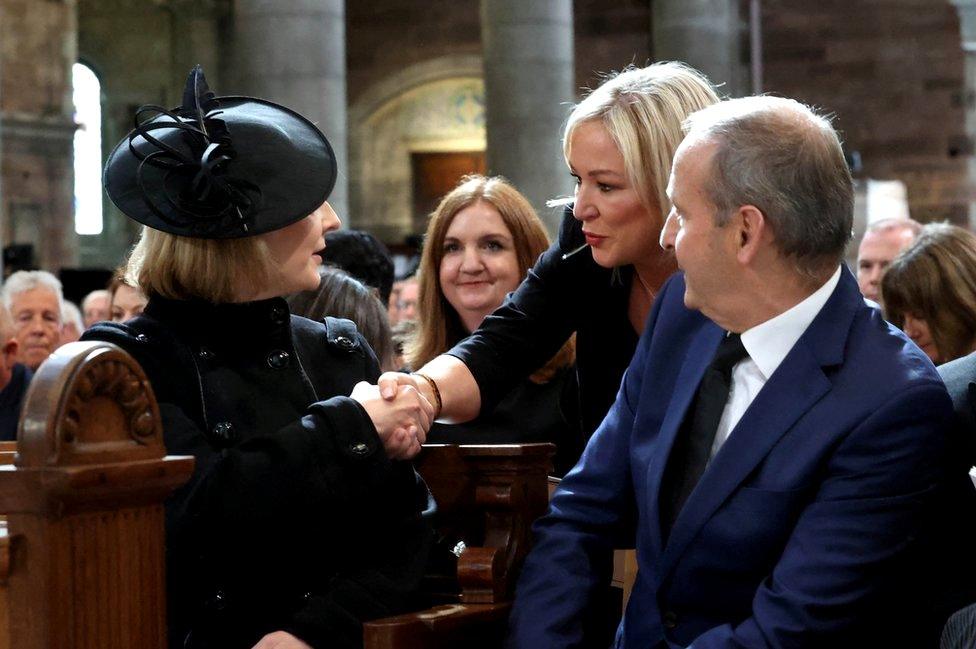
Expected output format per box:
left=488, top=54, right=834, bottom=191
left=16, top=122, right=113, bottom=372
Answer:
left=412, top=372, right=442, bottom=418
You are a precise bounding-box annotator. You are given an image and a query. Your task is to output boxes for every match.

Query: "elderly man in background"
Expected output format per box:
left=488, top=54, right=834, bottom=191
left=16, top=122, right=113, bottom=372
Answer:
left=0, top=302, right=32, bottom=440
left=2, top=270, right=63, bottom=371
left=81, top=289, right=111, bottom=329
left=856, top=216, right=921, bottom=304
left=509, top=96, right=967, bottom=648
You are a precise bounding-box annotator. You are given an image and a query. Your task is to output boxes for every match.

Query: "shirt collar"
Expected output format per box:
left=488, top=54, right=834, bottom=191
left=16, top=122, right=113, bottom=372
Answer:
left=739, top=265, right=842, bottom=380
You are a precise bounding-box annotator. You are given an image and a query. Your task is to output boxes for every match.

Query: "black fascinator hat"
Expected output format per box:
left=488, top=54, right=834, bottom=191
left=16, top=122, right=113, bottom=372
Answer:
left=103, top=65, right=337, bottom=239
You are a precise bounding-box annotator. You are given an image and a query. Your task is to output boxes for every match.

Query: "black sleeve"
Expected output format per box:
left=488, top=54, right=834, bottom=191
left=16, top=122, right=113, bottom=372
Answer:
left=448, top=207, right=591, bottom=415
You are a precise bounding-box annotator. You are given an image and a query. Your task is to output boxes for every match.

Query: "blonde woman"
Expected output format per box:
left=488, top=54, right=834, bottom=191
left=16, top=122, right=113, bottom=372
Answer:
left=408, top=175, right=581, bottom=474
left=381, top=62, right=720, bottom=444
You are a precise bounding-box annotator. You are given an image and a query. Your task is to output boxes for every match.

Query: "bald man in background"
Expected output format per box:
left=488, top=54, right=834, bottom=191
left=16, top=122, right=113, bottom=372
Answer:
left=856, top=217, right=922, bottom=305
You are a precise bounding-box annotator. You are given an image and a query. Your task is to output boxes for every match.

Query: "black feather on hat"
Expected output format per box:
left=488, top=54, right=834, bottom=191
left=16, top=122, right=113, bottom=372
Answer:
left=103, top=65, right=337, bottom=239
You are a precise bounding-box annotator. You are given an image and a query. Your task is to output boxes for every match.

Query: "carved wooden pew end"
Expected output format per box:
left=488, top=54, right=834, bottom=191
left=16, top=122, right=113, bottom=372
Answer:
left=0, top=342, right=194, bottom=649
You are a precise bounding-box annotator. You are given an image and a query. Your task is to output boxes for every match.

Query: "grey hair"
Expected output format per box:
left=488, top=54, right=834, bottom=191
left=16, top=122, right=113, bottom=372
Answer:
left=684, top=96, right=854, bottom=277
left=1, top=270, right=65, bottom=314
left=82, top=289, right=111, bottom=312
left=865, top=217, right=922, bottom=237
left=62, top=300, right=83, bottom=330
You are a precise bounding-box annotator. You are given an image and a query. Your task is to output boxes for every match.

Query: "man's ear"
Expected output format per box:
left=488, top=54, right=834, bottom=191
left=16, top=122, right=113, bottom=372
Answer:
left=734, top=205, right=767, bottom=264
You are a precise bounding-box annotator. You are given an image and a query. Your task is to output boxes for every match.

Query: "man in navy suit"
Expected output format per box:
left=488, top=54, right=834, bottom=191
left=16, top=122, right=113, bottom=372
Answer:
left=508, top=96, right=960, bottom=647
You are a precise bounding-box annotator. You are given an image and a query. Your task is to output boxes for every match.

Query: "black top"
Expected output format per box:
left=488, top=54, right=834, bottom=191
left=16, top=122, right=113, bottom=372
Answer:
left=426, top=366, right=583, bottom=477
left=448, top=207, right=638, bottom=438
left=0, top=363, right=32, bottom=441
left=83, top=296, right=431, bottom=649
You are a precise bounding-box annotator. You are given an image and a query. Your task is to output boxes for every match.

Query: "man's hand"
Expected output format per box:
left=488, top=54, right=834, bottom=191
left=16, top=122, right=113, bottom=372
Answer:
left=251, top=631, right=312, bottom=649
left=351, top=381, right=433, bottom=459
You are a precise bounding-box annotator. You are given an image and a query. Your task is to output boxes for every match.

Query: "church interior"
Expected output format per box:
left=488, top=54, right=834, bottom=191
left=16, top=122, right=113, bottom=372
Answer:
left=2, top=2, right=976, bottom=648
left=0, top=0, right=969, bottom=287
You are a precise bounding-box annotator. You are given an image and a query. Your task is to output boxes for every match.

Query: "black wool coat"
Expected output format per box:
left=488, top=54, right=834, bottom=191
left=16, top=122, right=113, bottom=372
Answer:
left=84, top=296, right=433, bottom=649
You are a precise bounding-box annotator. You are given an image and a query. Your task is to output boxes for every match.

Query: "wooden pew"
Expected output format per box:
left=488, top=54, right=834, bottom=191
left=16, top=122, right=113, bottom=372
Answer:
left=0, top=342, right=555, bottom=648
left=363, top=443, right=554, bottom=649
left=0, top=342, right=195, bottom=648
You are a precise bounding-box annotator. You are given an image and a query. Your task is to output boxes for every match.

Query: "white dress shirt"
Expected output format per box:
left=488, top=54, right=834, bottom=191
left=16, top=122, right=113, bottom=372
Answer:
left=709, top=266, right=842, bottom=459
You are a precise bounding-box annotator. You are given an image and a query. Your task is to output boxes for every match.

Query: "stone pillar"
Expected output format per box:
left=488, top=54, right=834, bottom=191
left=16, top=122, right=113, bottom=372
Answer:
left=0, top=0, right=79, bottom=273
left=951, top=0, right=976, bottom=227
left=228, top=0, right=349, bottom=218
left=652, top=0, right=747, bottom=97
left=480, top=0, right=574, bottom=234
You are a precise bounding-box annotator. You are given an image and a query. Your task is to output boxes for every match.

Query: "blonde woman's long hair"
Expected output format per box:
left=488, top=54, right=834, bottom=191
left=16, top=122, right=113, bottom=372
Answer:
left=406, top=175, right=574, bottom=382
left=563, top=61, right=720, bottom=223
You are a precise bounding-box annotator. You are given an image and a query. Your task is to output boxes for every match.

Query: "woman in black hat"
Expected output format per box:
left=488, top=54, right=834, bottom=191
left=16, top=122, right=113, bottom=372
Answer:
left=84, top=67, right=433, bottom=649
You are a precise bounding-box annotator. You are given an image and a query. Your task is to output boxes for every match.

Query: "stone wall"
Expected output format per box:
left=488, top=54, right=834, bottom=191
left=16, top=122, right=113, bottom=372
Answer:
left=762, top=0, right=968, bottom=224
left=0, top=0, right=78, bottom=273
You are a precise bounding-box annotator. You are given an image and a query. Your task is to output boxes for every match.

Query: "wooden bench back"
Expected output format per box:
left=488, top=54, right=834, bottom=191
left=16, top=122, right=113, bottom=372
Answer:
left=0, top=342, right=194, bottom=649
left=0, top=343, right=553, bottom=649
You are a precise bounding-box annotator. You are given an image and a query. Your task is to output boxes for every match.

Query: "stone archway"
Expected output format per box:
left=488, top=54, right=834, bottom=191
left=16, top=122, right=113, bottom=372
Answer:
left=348, top=55, right=485, bottom=243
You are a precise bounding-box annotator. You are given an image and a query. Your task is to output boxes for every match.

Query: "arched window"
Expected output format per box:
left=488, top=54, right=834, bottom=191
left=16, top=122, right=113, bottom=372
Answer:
left=73, top=62, right=102, bottom=235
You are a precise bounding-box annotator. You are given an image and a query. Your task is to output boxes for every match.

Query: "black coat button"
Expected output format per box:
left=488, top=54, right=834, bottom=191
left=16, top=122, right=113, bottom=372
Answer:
left=662, top=610, right=678, bottom=629
left=267, top=350, right=290, bottom=369
left=270, top=305, right=288, bottom=325
left=333, top=336, right=356, bottom=351
left=350, top=442, right=369, bottom=456
left=212, top=589, right=227, bottom=611
left=135, top=334, right=149, bottom=343
left=212, top=421, right=237, bottom=445
left=198, top=347, right=215, bottom=361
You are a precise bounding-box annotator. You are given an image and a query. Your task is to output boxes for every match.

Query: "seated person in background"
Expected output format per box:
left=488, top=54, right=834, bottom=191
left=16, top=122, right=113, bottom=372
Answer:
left=83, top=66, right=434, bottom=649
left=287, top=266, right=396, bottom=371
left=321, top=229, right=395, bottom=306
left=856, top=216, right=921, bottom=305
left=390, top=275, right=419, bottom=326
left=0, top=302, right=31, bottom=441
left=405, top=175, right=582, bottom=475
left=1, top=270, right=63, bottom=371
left=81, top=288, right=111, bottom=328
left=108, top=269, right=148, bottom=322
left=882, top=222, right=976, bottom=365
left=60, top=300, right=83, bottom=344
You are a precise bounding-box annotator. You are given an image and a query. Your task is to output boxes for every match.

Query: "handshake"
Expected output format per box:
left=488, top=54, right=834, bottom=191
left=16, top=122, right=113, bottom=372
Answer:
left=351, top=372, right=438, bottom=460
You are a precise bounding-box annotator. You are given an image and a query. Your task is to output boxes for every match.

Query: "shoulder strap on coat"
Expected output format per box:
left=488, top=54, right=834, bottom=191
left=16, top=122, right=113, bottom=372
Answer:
left=322, top=316, right=363, bottom=353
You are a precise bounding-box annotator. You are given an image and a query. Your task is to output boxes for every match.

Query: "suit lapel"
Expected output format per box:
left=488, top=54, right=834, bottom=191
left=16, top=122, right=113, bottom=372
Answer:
left=643, top=324, right=725, bottom=559
left=655, top=267, right=861, bottom=581
left=656, top=341, right=831, bottom=580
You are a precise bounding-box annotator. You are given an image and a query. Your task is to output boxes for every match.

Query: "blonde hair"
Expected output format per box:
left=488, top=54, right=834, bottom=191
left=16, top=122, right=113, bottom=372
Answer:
left=406, top=175, right=574, bottom=382
left=563, top=62, right=720, bottom=221
left=127, top=226, right=276, bottom=302
left=882, top=223, right=976, bottom=363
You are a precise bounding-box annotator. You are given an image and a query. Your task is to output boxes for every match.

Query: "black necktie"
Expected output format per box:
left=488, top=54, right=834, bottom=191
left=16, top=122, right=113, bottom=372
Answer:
left=661, top=333, right=749, bottom=538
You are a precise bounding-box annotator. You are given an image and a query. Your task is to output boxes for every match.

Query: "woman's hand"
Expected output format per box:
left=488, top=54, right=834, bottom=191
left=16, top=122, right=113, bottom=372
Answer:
left=352, top=381, right=433, bottom=460
left=378, top=356, right=483, bottom=424
left=376, top=372, right=422, bottom=401
left=251, top=631, right=312, bottom=649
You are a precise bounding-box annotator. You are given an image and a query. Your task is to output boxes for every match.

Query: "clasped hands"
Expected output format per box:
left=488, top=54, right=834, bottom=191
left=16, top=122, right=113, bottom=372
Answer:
left=352, top=372, right=431, bottom=460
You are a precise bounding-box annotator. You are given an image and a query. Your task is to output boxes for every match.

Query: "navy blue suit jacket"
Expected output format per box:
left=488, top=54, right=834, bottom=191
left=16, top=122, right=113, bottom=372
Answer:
left=509, top=268, right=955, bottom=648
